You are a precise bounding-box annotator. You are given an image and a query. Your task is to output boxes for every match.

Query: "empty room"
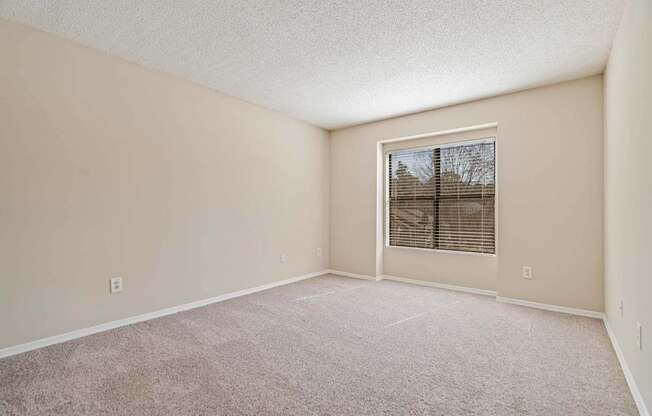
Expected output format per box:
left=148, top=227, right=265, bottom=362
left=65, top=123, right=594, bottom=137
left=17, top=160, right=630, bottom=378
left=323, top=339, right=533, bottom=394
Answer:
left=0, top=1, right=650, bottom=415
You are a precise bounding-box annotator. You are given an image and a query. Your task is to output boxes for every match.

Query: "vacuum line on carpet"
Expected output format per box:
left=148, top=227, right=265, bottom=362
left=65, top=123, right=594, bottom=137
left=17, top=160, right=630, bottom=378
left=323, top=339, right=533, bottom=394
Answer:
left=294, top=291, right=337, bottom=301
left=294, top=285, right=367, bottom=301
left=385, top=312, right=427, bottom=328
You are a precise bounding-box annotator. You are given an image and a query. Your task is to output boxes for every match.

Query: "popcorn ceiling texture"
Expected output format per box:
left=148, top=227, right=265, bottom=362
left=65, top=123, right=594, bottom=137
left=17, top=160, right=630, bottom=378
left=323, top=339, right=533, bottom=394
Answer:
left=0, top=1, right=623, bottom=129
left=0, top=275, right=638, bottom=415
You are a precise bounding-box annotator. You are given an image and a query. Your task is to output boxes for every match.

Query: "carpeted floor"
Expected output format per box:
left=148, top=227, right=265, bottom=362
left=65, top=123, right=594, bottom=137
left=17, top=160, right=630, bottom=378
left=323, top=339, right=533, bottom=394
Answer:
left=0, top=274, right=639, bottom=415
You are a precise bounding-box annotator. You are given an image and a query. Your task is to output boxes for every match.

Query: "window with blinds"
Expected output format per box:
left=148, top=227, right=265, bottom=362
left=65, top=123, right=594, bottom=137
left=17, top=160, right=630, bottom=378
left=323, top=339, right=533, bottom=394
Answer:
left=386, top=139, right=495, bottom=254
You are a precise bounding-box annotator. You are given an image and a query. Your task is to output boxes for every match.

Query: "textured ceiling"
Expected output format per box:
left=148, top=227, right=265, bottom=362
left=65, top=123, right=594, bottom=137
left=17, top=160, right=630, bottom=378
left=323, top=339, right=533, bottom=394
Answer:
left=1, top=1, right=623, bottom=129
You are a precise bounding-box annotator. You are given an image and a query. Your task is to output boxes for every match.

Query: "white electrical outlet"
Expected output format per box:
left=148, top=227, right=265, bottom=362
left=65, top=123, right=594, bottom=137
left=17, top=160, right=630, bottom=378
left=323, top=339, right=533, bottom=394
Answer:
left=637, top=322, right=643, bottom=350
left=316, top=247, right=322, bottom=257
left=522, top=266, right=533, bottom=279
left=280, top=254, right=287, bottom=263
left=110, top=277, right=123, bottom=294
left=618, top=300, right=624, bottom=318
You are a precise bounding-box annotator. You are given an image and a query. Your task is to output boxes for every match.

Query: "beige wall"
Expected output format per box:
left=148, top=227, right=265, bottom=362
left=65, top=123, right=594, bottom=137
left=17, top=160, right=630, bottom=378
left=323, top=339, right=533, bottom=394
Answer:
left=0, top=20, right=330, bottom=349
left=604, top=0, right=652, bottom=410
left=331, top=76, right=604, bottom=311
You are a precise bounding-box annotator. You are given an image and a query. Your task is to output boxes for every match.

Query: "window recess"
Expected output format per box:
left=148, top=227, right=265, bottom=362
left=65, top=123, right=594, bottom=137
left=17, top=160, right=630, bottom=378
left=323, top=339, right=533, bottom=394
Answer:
left=386, top=138, right=495, bottom=254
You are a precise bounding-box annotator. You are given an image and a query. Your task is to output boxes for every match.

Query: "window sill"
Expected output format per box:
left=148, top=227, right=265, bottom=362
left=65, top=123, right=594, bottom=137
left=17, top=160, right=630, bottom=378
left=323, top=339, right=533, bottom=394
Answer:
left=384, top=245, right=496, bottom=257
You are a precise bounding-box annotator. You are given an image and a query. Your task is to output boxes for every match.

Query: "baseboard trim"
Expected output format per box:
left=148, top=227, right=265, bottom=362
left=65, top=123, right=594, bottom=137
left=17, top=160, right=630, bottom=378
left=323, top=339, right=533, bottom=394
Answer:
left=496, top=296, right=604, bottom=319
left=327, top=269, right=382, bottom=281
left=0, top=269, right=329, bottom=359
left=381, top=274, right=497, bottom=297
left=604, top=318, right=650, bottom=416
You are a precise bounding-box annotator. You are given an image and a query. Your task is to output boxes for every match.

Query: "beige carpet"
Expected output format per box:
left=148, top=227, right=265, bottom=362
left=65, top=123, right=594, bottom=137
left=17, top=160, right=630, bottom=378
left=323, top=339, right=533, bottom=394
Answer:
left=0, top=274, right=638, bottom=415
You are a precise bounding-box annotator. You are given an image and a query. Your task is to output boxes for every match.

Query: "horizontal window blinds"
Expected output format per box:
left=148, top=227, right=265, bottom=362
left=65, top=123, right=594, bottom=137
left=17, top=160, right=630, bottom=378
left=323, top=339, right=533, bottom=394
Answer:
left=387, top=139, right=495, bottom=254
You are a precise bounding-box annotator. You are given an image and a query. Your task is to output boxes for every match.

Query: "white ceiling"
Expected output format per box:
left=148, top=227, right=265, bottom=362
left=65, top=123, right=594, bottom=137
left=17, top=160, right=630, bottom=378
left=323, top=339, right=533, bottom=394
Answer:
left=1, top=1, right=623, bottom=129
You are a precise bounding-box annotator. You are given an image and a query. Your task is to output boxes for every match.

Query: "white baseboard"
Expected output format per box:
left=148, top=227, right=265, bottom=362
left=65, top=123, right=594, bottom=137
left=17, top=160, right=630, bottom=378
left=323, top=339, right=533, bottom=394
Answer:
left=327, top=269, right=382, bottom=281
left=604, top=318, right=650, bottom=416
left=496, top=296, right=604, bottom=319
left=381, top=274, right=497, bottom=297
left=0, top=269, right=329, bottom=359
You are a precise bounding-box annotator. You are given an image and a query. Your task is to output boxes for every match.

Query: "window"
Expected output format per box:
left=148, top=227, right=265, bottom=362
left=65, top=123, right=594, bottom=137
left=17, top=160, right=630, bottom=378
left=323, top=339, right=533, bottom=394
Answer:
left=386, top=138, right=495, bottom=254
